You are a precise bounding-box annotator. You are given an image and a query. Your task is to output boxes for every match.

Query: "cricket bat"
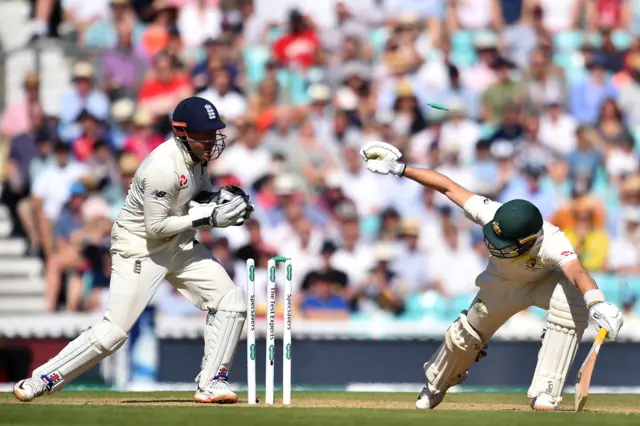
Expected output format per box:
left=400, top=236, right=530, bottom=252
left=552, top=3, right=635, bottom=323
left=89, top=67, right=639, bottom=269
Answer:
left=574, top=327, right=608, bottom=412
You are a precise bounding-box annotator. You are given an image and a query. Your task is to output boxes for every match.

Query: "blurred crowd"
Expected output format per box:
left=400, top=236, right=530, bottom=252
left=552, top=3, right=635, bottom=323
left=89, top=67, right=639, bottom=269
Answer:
left=2, top=0, right=640, bottom=324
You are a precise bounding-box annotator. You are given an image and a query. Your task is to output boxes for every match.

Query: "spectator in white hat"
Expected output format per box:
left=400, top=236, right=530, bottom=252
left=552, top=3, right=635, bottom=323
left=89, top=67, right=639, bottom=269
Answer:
left=307, top=83, right=333, bottom=142
left=392, top=219, right=430, bottom=293
left=461, top=32, right=499, bottom=93
left=58, top=62, right=109, bottom=143
left=109, top=98, right=135, bottom=150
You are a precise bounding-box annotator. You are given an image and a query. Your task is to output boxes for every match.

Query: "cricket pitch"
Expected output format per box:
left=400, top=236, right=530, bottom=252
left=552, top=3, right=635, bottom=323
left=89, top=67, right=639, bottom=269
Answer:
left=3, top=391, right=640, bottom=425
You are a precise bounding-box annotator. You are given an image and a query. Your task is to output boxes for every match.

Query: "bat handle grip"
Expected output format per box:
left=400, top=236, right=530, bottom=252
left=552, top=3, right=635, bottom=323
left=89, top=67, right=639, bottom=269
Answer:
left=596, top=327, right=608, bottom=341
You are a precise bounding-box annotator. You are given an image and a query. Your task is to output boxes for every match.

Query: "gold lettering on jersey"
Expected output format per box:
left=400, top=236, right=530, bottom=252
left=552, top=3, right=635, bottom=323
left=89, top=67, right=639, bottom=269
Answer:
left=492, top=221, right=502, bottom=235
left=511, top=253, right=543, bottom=270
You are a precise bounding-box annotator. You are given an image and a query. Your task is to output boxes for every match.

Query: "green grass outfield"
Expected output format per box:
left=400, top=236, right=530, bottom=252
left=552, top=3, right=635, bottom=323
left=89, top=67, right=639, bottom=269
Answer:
left=2, top=391, right=640, bottom=426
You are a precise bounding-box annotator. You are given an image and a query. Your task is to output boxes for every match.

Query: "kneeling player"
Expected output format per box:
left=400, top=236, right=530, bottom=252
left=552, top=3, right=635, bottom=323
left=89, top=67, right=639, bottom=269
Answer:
left=360, top=141, right=623, bottom=411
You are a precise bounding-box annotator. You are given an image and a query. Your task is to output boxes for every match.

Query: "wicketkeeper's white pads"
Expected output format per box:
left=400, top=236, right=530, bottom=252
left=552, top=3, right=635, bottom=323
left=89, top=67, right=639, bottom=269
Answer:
left=197, top=286, right=246, bottom=389
left=32, top=320, right=127, bottom=391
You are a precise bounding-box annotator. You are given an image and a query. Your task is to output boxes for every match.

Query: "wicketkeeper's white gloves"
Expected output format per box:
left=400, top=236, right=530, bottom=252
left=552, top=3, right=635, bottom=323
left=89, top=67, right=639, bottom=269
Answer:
left=359, top=141, right=406, bottom=177
left=188, top=195, right=248, bottom=229
left=588, top=301, right=623, bottom=340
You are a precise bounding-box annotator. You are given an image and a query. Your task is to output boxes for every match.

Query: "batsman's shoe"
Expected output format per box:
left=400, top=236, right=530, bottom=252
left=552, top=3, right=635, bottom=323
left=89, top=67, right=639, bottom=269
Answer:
left=530, top=393, right=560, bottom=411
left=194, top=379, right=238, bottom=404
left=13, top=376, right=52, bottom=402
left=416, top=371, right=468, bottom=410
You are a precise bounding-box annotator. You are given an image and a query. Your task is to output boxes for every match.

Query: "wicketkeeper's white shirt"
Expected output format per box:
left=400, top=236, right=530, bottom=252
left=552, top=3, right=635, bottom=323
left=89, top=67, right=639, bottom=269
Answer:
left=111, top=138, right=212, bottom=258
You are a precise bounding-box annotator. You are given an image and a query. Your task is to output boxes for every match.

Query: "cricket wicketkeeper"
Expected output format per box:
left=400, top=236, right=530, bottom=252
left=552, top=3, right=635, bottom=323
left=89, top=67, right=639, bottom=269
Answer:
left=14, top=97, right=253, bottom=404
left=360, top=141, right=624, bottom=411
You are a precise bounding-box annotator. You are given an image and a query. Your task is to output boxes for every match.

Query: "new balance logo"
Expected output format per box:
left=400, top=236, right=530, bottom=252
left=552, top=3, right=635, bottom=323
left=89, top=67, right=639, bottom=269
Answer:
left=205, top=104, right=216, bottom=119
left=133, top=260, right=142, bottom=274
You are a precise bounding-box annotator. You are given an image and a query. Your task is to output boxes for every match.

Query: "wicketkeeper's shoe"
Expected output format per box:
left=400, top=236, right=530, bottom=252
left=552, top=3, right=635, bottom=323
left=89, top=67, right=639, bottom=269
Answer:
left=530, top=393, right=560, bottom=411
left=194, top=379, right=238, bottom=404
left=13, top=376, right=52, bottom=402
left=415, top=371, right=468, bottom=410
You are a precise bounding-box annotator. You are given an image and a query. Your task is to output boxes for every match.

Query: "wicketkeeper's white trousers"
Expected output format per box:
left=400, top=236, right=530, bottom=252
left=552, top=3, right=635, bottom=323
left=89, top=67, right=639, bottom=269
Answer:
left=30, top=237, right=240, bottom=391
left=107, top=238, right=236, bottom=331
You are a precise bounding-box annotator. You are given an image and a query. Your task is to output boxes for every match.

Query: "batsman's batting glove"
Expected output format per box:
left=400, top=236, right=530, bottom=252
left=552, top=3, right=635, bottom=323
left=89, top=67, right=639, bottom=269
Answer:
left=587, top=299, right=623, bottom=340
left=359, top=141, right=406, bottom=177
left=188, top=195, right=247, bottom=228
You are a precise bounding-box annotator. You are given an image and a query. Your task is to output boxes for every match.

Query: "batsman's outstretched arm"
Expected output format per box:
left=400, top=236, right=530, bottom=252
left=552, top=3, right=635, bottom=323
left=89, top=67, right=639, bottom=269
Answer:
left=359, top=141, right=475, bottom=209
left=402, top=166, right=475, bottom=210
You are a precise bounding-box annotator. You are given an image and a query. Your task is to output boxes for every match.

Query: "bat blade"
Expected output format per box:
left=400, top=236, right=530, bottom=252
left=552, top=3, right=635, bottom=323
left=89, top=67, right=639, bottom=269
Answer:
left=575, top=328, right=608, bottom=412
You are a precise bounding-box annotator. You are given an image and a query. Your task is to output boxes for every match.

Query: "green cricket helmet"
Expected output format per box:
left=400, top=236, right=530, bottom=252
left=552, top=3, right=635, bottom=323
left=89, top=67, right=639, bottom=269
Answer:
left=482, top=199, right=543, bottom=259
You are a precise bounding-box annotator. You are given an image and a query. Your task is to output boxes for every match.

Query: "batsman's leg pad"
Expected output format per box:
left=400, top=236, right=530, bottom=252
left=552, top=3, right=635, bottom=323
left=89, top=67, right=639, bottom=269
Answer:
left=197, top=286, right=247, bottom=389
left=425, top=312, right=484, bottom=391
left=32, top=320, right=127, bottom=391
left=528, top=284, right=588, bottom=399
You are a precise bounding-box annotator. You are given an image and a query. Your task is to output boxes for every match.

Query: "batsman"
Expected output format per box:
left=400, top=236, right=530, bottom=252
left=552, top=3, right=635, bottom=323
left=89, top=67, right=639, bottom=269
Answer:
left=14, top=97, right=253, bottom=404
left=360, top=141, right=624, bottom=411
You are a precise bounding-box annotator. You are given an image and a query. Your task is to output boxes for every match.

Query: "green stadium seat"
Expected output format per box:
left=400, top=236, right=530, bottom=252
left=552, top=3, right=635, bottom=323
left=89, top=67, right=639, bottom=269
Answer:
left=479, top=123, right=496, bottom=139
left=529, top=306, right=547, bottom=320
left=243, top=45, right=270, bottom=86
left=553, top=31, right=584, bottom=51
left=451, top=31, right=474, bottom=50
left=612, top=31, right=632, bottom=50
left=587, top=32, right=603, bottom=48
left=266, top=27, right=283, bottom=45
left=566, top=66, right=588, bottom=85
left=450, top=50, right=477, bottom=68
left=592, top=273, right=622, bottom=305
left=370, top=27, right=390, bottom=57
left=404, top=292, right=450, bottom=321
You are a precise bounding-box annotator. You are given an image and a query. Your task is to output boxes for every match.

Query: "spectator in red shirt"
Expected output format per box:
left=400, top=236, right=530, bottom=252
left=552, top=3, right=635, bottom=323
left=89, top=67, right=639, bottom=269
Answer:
left=587, top=0, right=631, bottom=31
left=272, top=9, right=320, bottom=71
left=137, top=52, right=193, bottom=118
left=72, top=109, right=106, bottom=162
